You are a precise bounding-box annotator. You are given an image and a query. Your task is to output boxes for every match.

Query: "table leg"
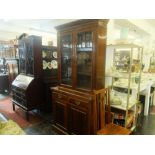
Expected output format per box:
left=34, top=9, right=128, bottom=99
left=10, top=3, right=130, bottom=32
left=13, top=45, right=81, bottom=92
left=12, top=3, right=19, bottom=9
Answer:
left=13, top=104, right=15, bottom=111
left=144, top=86, right=151, bottom=116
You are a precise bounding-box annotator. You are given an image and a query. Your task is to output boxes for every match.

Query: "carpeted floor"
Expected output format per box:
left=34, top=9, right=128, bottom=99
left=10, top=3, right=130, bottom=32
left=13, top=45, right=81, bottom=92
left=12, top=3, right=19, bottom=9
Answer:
left=0, top=96, right=43, bottom=129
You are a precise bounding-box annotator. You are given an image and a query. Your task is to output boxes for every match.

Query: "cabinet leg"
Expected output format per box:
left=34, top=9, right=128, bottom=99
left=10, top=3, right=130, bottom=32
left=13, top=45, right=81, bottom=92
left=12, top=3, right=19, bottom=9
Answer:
left=13, top=104, right=15, bottom=111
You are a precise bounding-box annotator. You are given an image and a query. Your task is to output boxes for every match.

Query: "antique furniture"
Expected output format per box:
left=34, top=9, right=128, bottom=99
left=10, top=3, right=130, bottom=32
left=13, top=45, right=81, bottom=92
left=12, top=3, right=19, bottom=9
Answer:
left=0, top=58, right=9, bottom=93
left=6, top=58, right=19, bottom=92
left=0, top=73, right=9, bottom=93
left=52, top=19, right=109, bottom=134
left=0, top=58, right=18, bottom=93
left=42, top=46, right=58, bottom=111
left=12, top=74, right=43, bottom=120
left=12, top=35, right=43, bottom=120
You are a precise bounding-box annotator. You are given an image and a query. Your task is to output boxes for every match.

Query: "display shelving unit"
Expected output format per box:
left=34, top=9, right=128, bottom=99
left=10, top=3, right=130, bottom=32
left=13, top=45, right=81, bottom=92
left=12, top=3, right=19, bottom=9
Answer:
left=106, top=44, right=143, bottom=131
left=42, top=45, right=58, bottom=111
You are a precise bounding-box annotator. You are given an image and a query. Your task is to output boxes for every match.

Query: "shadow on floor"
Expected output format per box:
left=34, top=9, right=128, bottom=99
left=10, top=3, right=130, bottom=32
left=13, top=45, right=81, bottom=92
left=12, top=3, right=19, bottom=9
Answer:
left=24, top=121, right=58, bottom=135
left=134, top=105, right=155, bottom=135
left=23, top=111, right=58, bottom=135
left=134, top=114, right=155, bottom=135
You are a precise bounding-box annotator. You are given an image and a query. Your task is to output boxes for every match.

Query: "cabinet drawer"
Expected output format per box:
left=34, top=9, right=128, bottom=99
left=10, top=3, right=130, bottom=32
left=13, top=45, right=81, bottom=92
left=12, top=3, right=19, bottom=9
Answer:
left=53, top=92, right=68, bottom=102
left=69, top=98, right=88, bottom=109
left=12, top=96, right=27, bottom=107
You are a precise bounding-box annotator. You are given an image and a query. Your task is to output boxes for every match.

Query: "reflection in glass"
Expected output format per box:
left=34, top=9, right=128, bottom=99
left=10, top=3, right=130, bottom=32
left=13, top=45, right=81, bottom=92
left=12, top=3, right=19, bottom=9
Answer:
left=61, top=35, right=72, bottom=85
left=76, top=32, right=92, bottom=89
left=26, top=41, right=34, bottom=75
left=18, top=40, right=26, bottom=74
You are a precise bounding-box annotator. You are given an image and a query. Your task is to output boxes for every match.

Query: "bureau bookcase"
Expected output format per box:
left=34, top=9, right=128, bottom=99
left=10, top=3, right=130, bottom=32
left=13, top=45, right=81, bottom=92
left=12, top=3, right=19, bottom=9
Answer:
left=52, top=20, right=108, bottom=134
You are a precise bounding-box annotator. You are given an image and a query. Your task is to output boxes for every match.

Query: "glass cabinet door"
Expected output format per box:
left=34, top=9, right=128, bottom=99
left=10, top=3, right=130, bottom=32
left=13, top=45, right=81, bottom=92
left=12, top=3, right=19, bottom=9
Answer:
left=18, top=39, right=26, bottom=74
left=26, top=40, right=34, bottom=75
left=76, top=31, right=93, bottom=90
left=60, top=34, right=72, bottom=85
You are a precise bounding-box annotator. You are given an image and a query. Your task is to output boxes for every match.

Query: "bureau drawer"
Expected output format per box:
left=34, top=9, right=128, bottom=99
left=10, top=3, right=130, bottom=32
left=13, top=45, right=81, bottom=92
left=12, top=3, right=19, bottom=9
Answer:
left=68, top=98, right=89, bottom=109
left=52, top=92, right=68, bottom=102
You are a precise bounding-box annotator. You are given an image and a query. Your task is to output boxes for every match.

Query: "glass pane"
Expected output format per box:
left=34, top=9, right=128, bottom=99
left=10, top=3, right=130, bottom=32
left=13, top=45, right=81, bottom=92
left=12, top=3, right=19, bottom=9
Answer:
left=76, top=32, right=93, bottom=89
left=18, top=40, right=26, bottom=74
left=42, top=46, right=58, bottom=79
left=26, top=41, right=34, bottom=75
left=61, top=34, right=72, bottom=85
left=114, top=49, right=130, bottom=72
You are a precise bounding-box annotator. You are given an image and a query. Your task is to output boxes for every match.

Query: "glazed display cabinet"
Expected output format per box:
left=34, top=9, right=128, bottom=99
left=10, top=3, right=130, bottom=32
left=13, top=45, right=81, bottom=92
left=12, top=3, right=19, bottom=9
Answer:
left=12, top=35, right=43, bottom=120
left=42, top=45, right=58, bottom=111
left=52, top=19, right=109, bottom=134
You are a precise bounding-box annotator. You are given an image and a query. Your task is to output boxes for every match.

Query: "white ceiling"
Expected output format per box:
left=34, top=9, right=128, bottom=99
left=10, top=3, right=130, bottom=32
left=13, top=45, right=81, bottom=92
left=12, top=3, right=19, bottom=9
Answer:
left=0, top=19, right=77, bottom=40
left=0, top=19, right=155, bottom=41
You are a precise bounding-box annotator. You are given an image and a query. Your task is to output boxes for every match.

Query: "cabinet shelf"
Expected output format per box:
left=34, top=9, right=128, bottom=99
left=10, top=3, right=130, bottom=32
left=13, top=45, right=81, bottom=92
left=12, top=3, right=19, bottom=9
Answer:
left=106, top=72, right=140, bottom=79
left=77, top=48, right=92, bottom=52
left=113, top=110, right=135, bottom=128
left=111, top=100, right=137, bottom=111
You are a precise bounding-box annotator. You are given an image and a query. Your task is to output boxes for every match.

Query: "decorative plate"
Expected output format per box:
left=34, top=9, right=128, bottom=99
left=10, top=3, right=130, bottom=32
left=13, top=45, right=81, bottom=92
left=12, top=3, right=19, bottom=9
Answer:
left=47, top=62, right=52, bottom=69
left=42, top=51, right=46, bottom=58
left=53, top=51, right=57, bottom=58
left=43, top=60, right=48, bottom=69
left=51, top=60, right=58, bottom=69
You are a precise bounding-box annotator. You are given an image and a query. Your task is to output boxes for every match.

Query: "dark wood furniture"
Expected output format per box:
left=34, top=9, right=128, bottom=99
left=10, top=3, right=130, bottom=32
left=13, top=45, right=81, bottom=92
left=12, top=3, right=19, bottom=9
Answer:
left=6, top=58, right=19, bottom=92
left=52, top=86, right=93, bottom=134
left=0, top=73, right=9, bottom=93
left=12, top=74, right=43, bottom=120
left=52, top=19, right=109, bottom=134
left=42, top=46, right=58, bottom=111
left=11, top=35, right=43, bottom=120
left=0, top=58, right=18, bottom=93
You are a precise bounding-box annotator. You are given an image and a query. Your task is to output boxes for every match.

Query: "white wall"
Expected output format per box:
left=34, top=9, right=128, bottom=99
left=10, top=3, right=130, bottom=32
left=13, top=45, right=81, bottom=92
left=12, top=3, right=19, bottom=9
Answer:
left=106, top=19, right=155, bottom=73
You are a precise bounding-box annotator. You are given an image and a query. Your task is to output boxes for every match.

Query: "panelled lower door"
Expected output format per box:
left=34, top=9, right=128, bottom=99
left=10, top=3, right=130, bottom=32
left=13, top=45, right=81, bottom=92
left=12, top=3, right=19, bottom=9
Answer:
left=68, top=99, right=89, bottom=135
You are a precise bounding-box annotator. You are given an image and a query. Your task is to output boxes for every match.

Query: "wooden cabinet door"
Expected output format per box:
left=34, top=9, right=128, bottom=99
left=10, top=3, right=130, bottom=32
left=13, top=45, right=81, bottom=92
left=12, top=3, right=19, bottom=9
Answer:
left=53, top=100, right=67, bottom=132
left=75, top=29, right=94, bottom=90
left=18, top=38, right=26, bottom=74
left=68, top=104, right=89, bottom=135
